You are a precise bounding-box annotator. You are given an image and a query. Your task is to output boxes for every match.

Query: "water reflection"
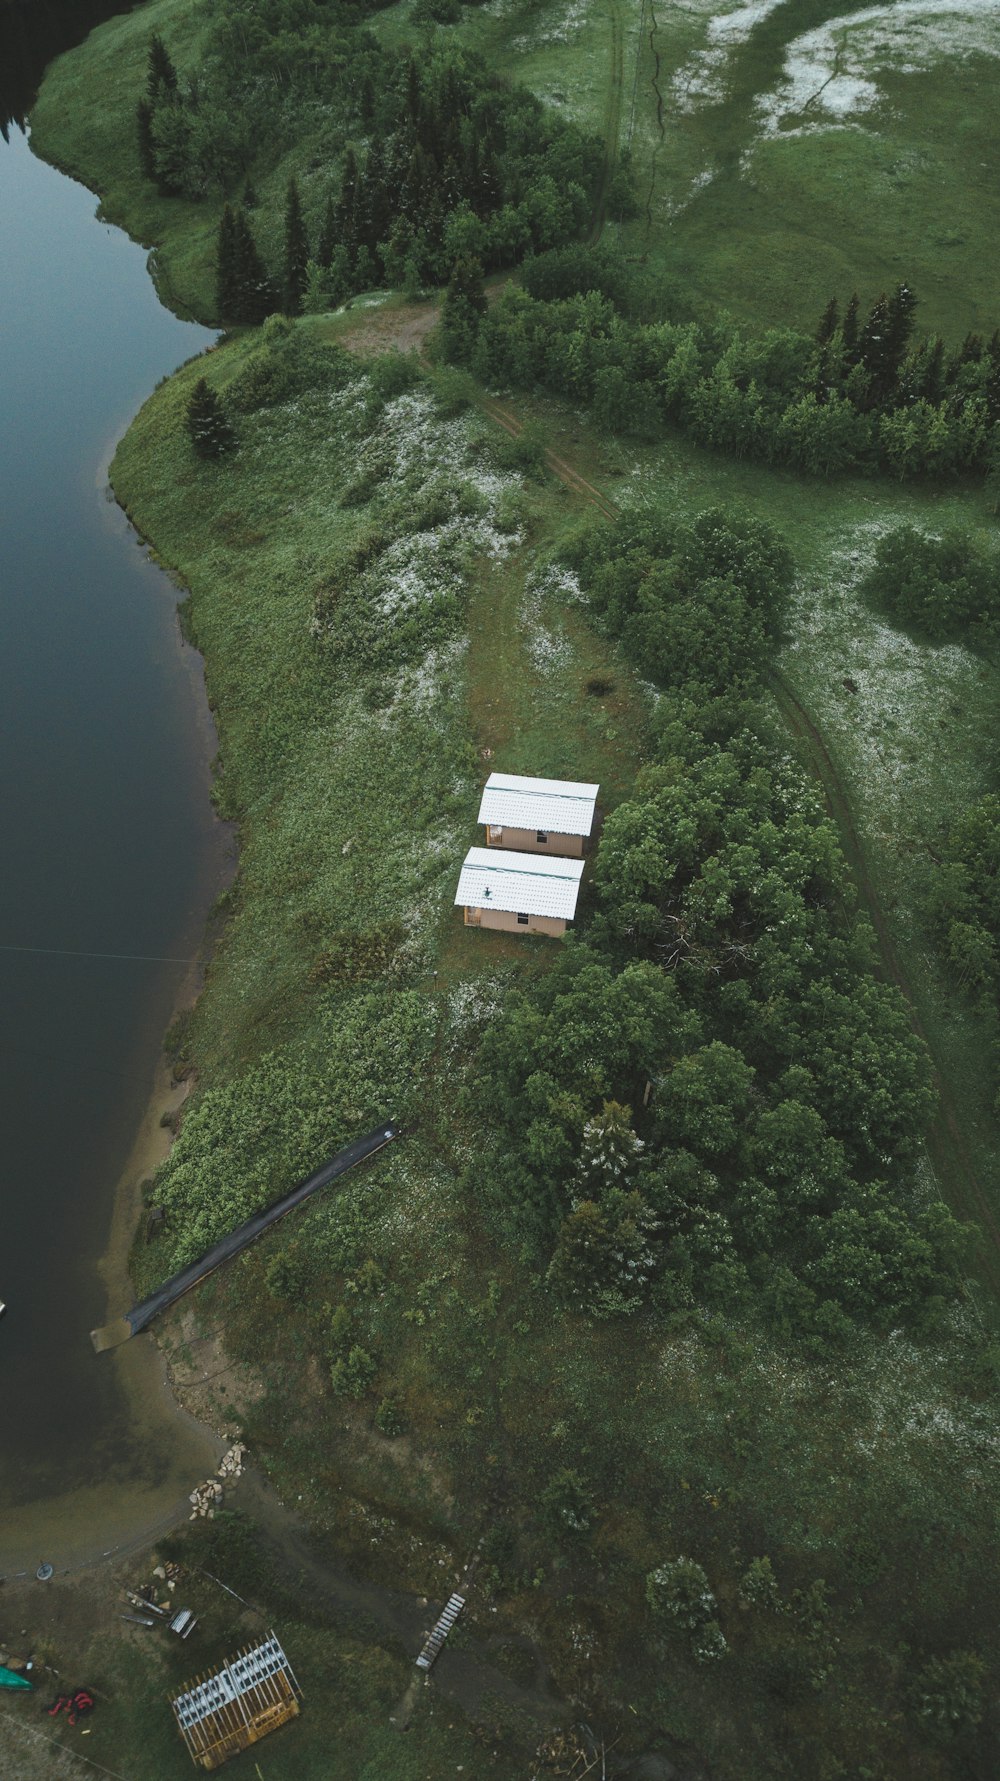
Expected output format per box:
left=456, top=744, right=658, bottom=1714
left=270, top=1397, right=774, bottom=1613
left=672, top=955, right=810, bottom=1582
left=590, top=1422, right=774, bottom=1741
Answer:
left=0, top=119, right=226, bottom=1559
left=0, top=0, right=139, bottom=137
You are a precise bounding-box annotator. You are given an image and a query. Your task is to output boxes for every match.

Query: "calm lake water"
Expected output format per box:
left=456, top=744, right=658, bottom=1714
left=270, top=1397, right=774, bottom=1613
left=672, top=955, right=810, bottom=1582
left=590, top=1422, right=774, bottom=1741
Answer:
left=0, top=122, right=228, bottom=1553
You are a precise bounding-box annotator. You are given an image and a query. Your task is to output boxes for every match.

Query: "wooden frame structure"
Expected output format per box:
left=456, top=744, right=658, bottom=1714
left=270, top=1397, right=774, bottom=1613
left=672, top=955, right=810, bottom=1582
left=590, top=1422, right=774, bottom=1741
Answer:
left=171, top=1633, right=302, bottom=1770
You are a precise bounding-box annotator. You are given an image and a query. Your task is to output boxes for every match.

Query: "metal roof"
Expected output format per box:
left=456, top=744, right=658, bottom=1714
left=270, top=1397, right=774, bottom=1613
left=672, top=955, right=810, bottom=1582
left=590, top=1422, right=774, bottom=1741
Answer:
left=455, top=847, right=585, bottom=920
left=172, top=1634, right=299, bottom=1731
left=477, top=772, right=599, bottom=837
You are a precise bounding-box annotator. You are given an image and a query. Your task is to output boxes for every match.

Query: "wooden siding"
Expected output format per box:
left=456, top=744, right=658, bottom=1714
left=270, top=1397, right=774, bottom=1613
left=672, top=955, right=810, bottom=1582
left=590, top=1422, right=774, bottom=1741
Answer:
left=464, top=905, right=566, bottom=937
left=484, top=824, right=584, bottom=858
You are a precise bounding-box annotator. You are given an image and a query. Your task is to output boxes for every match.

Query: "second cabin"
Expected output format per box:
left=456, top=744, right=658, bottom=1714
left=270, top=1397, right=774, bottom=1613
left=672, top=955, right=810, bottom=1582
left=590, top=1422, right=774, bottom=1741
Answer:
left=478, top=772, right=598, bottom=859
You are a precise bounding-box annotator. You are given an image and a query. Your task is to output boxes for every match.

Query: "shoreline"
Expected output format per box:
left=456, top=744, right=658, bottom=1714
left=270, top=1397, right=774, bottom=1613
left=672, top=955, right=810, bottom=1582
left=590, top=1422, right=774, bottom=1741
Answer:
left=0, top=1011, right=225, bottom=1580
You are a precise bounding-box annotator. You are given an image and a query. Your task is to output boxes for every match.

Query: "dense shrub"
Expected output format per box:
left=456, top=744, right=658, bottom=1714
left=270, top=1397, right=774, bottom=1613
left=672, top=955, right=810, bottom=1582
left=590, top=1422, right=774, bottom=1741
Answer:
left=859, top=524, right=999, bottom=644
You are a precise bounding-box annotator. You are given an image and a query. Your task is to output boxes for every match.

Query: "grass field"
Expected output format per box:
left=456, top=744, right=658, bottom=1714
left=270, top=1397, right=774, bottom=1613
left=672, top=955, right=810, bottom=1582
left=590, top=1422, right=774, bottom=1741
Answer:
left=394, top=0, right=1000, bottom=339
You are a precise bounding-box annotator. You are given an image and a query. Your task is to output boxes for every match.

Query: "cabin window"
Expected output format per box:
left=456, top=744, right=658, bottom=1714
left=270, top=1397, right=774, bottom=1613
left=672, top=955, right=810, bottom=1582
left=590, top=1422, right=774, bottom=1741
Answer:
left=536, top=830, right=548, bottom=844
left=517, top=912, right=529, bottom=925
left=488, top=824, right=503, bottom=843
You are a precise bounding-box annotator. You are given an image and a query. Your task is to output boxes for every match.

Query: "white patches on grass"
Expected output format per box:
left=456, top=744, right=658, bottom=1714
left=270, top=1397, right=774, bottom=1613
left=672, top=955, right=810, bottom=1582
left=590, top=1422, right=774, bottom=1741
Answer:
left=522, top=564, right=575, bottom=674
left=670, top=0, right=1000, bottom=141
left=783, top=518, right=986, bottom=871
left=670, top=0, right=788, bottom=112
left=510, top=0, right=591, bottom=51
left=759, top=1, right=1000, bottom=137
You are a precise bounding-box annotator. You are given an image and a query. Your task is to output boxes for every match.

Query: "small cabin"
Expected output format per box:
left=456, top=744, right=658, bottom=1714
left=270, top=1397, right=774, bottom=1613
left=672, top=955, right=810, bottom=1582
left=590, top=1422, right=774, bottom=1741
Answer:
left=477, top=772, right=599, bottom=859
left=455, top=846, right=584, bottom=937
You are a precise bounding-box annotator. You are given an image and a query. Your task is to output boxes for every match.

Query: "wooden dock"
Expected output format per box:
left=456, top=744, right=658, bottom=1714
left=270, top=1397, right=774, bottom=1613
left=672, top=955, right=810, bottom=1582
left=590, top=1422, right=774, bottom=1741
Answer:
left=415, top=1593, right=465, bottom=1671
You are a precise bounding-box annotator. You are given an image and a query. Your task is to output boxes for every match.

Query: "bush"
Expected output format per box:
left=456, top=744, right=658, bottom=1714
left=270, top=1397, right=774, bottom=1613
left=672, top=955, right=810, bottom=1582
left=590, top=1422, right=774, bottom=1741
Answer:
left=541, top=1468, right=594, bottom=1539
left=860, top=524, right=997, bottom=643
left=646, top=1556, right=717, bottom=1632
left=330, top=1345, right=378, bottom=1399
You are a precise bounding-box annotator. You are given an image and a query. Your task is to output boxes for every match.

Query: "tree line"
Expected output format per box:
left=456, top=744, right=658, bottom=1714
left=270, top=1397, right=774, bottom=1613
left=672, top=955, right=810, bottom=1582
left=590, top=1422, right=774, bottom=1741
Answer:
left=135, top=16, right=604, bottom=322
left=445, top=253, right=1000, bottom=485
left=475, top=509, right=964, bottom=1344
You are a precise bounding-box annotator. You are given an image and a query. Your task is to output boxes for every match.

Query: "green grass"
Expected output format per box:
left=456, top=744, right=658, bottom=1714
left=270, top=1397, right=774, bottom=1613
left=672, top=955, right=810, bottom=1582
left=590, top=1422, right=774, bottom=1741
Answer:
left=619, top=1, right=1000, bottom=337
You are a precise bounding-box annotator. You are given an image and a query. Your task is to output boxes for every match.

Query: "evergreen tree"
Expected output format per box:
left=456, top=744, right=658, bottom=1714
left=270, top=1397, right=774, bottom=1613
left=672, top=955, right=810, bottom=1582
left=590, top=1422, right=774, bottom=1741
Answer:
left=317, top=195, right=337, bottom=270
left=136, top=98, right=156, bottom=180
left=816, top=297, right=838, bottom=345
left=146, top=32, right=178, bottom=103
left=405, top=55, right=421, bottom=127
left=186, top=377, right=236, bottom=458
left=983, top=334, right=1000, bottom=422
left=283, top=178, right=309, bottom=316
left=575, top=1100, right=644, bottom=1197
left=884, top=282, right=918, bottom=380
left=842, top=292, right=860, bottom=358
left=233, top=206, right=273, bottom=323
left=438, top=253, right=487, bottom=363
left=216, top=204, right=238, bottom=323
left=985, top=426, right=1000, bottom=515
left=335, top=150, right=359, bottom=254
left=859, top=292, right=892, bottom=396
left=921, top=335, right=946, bottom=404
left=241, top=179, right=258, bottom=209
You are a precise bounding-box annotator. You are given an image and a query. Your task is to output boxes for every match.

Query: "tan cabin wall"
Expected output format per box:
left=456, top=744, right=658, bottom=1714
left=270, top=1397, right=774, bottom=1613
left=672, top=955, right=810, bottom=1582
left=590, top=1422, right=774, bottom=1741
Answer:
left=465, top=906, right=566, bottom=937
left=484, top=825, right=584, bottom=858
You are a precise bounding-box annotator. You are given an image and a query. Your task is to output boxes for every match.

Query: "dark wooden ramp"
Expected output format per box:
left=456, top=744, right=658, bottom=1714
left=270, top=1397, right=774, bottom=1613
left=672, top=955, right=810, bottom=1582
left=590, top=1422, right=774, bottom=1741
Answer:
left=92, top=1121, right=400, bottom=1353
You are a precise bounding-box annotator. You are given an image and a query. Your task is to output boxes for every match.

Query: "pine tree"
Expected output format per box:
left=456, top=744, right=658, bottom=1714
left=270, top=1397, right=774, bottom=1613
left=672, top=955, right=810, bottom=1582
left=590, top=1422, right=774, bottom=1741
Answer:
left=842, top=292, right=860, bottom=358
left=146, top=32, right=178, bottom=103
left=985, top=425, right=1000, bottom=514
left=233, top=206, right=273, bottom=323
left=281, top=179, right=308, bottom=317
left=283, top=179, right=310, bottom=316
left=816, top=297, right=838, bottom=345
left=335, top=150, right=359, bottom=254
left=186, top=378, right=236, bottom=458
left=983, top=334, right=1000, bottom=423
left=884, top=282, right=918, bottom=381
left=136, top=98, right=156, bottom=180
left=439, top=255, right=487, bottom=362
left=215, top=204, right=238, bottom=323
left=317, top=195, right=337, bottom=270
left=405, top=56, right=421, bottom=127
left=921, top=336, right=946, bottom=404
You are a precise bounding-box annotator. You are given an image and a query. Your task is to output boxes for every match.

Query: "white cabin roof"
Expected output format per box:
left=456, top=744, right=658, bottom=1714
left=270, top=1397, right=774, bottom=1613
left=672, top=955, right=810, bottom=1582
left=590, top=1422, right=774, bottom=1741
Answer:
left=455, top=847, right=585, bottom=920
left=477, top=772, right=599, bottom=838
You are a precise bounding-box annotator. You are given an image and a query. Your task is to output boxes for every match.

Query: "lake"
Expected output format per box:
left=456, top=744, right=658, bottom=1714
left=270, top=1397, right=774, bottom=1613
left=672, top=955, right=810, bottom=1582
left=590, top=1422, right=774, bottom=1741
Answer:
left=0, top=116, right=229, bottom=1567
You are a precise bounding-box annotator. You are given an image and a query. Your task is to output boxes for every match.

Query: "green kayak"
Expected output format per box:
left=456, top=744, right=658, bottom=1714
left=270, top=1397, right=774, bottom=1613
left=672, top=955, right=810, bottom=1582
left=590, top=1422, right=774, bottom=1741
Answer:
left=0, top=1666, right=31, bottom=1690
